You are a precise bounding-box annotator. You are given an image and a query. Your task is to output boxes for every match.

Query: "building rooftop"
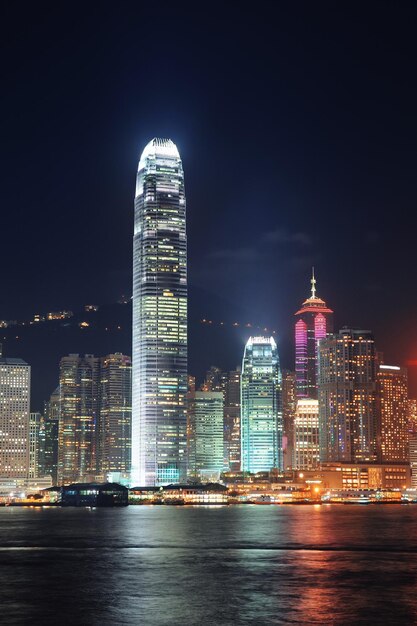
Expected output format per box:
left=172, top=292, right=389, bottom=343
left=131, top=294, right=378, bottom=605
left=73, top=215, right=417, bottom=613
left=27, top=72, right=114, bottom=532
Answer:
left=138, top=138, right=180, bottom=171
left=0, top=357, right=29, bottom=366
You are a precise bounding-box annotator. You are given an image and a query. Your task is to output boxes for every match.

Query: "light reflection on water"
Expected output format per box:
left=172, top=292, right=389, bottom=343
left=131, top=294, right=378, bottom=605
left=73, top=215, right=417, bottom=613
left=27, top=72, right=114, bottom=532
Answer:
left=0, top=505, right=417, bottom=625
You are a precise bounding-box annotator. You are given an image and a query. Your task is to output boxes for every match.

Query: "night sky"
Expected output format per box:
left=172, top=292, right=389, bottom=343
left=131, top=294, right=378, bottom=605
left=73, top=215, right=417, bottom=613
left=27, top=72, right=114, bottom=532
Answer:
left=2, top=2, right=417, bottom=406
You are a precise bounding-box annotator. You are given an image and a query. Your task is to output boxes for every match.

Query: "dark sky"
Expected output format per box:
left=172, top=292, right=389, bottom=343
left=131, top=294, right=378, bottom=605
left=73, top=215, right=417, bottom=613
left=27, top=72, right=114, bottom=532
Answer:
left=2, top=2, right=417, bottom=399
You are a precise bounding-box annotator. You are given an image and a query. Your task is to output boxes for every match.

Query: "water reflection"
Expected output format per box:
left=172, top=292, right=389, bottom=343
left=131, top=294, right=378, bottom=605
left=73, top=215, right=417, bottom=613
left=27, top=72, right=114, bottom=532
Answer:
left=0, top=506, right=417, bottom=624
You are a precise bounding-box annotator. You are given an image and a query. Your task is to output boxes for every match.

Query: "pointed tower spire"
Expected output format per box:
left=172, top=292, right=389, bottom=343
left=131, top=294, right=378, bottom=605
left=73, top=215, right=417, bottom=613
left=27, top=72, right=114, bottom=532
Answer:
left=311, top=267, right=316, bottom=299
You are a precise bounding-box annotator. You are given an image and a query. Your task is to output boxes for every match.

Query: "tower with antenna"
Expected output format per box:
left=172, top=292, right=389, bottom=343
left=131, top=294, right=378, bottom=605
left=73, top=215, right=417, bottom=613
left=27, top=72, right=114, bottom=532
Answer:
left=294, top=269, right=333, bottom=399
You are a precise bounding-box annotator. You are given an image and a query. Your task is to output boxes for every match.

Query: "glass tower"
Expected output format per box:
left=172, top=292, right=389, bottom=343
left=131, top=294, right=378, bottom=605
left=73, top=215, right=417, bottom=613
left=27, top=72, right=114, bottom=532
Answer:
left=241, top=336, right=283, bottom=473
left=187, top=391, right=224, bottom=482
left=132, top=138, right=187, bottom=486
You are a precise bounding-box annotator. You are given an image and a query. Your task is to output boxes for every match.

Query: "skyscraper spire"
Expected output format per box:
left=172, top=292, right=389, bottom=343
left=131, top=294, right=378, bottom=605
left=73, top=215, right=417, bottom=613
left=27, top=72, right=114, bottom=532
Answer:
left=311, top=267, right=316, bottom=299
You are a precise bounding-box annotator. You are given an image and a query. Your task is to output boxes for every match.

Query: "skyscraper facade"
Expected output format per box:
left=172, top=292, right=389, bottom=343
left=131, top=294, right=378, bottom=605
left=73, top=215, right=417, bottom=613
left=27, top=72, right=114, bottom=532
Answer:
left=44, top=386, right=60, bottom=484
left=318, top=328, right=378, bottom=464
left=241, top=337, right=283, bottom=473
left=293, top=399, right=319, bottom=470
left=224, top=368, right=241, bottom=472
left=29, top=412, right=45, bottom=478
left=57, top=354, right=100, bottom=484
left=0, top=357, right=31, bottom=478
left=187, top=391, right=224, bottom=481
left=295, top=270, right=333, bottom=399
left=100, top=353, right=132, bottom=479
left=376, top=365, right=408, bottom=462
left=132, top=138, right=187, bottom=486
left=282, top=370, right=296, bottom=469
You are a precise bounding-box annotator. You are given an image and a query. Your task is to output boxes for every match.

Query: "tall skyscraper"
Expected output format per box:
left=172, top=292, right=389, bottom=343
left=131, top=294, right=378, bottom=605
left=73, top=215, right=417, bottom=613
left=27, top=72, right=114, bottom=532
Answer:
left=44, top=386, right=60, bottom=484
left=0, top=357, right=30, bottom=478
left=295, top=270, right=333, bottom=399
left=408, top=399, right=417, bottom=439
left=187, top=391, right=224, bottom=481
left=100, top=353, right=132, bottom=479
left=29, top=412, right=45, bottom=478
left=57, top=354, right=100, bottom=484
left=318, top=328, right=377, bottom=463
left=224, top=368, right=241, bottom=472
left=57, top=354, right=132, bottom=484
left=282, top=370, right=296, bottom=469
left=241, top=336, right=283, bottom=473
left=376, top=365, right=408, bottom=462
left=132, top=138, right=187, bottom=486
left=410, top=439, right=417, bottom=489
left=293, top=399, right=319, bottom=470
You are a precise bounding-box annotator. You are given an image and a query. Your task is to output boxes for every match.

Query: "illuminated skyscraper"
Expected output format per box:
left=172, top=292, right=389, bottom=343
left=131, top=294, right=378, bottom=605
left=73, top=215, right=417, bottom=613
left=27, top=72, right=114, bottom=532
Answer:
left=132, top=138, right=187, bottom=486
left=187, top=391, right=224, bottom=481
left=57, top=354, right=100, bottom=484
left=376, top=365, right=408, bottom=462
left=241, top=337, right=283, bottom=473
left=44, top=387, right=60, bottom=485
left=0, top=357, right=30, bottom=478
left=294, top=399, right=319, bottom=470
left=295, top=270, right=333, bottom=399
left=318, top=328, right=377, bottom=463
left=29, top=412, right=45, bottom=478
left=224, top=368, right=241, bottom=472
left=100, top=353, right=132, bottom=480
left=282, top=370, right=296, bottom=469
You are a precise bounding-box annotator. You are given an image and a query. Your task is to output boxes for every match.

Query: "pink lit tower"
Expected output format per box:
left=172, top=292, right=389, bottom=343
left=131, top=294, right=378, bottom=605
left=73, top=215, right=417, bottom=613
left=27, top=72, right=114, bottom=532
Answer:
left=295, top=269, right=333, bottom=399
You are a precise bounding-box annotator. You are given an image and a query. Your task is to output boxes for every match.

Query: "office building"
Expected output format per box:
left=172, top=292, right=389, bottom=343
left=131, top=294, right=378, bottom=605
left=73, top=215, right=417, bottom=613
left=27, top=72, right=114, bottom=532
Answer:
left=241, top=336, right=283, bottom=473
left=0, top=357, right=30, bottom=478
left=187, top=391, right=224, bottom=481
left=224, top=368, right=241, bottom=472
left=294, top=399, right=319, bottom=470
left=295, top=270, right=333, bottom=399
left=376, top=365, right=408, bottom=462
left=132, top=138, right=187, bottom=486
left=282, top=370, right=296, bottom=469
left=318, top=328, right=377, bottom=463
left=57, top=354, right=100, bottom=484
left=100, top=353, right=132, bottom=479
left=29, top=412, right=45, bottom=478
left=44, top=386, right=60, bottom=484
left=410, top=439, right=417, bottom=488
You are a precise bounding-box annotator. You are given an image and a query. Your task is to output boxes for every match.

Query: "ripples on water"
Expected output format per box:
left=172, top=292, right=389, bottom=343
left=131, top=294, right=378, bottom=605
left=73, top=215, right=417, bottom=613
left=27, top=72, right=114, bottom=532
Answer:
left=1, top=505, right=417, bottom=625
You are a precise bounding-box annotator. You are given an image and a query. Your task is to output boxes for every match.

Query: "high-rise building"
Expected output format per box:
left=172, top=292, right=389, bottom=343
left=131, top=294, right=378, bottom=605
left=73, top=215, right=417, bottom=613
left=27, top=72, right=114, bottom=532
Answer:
left=224, top=368, right=241, bottom=472
left=410, top=439, right=417, bottom=489
left=408, top=399, right=417, bottom=439
left=57, top=354, right=100, bottom=484
left=187, top=391, right=224, bottom=481
left=132, top=138, right=187, bottom=486
left=295, top=270, right=333, bottom=399
left=29, top=412, right=45, bottom=478
left=0, top=357, right=30, bottom=478
left=318, top=328, right=377, bottom=464
left=376, top=365, right=408, bottom=462
left=100, top=353, right=132, bottom=479
left=44, top=386, right=60, bottom=484
left=294, top=399, right=319, bottom=470
left=241, top=336, right=283, bottom=473
left=282, top=370, right=296, bottom=469
left=57, top=354, right=132, bottom=485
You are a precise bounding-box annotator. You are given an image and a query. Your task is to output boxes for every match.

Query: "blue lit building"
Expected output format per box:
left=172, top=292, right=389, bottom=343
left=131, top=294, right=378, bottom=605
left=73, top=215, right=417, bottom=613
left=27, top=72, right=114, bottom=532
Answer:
left=132, top=139, right=187, bottom=486
left=241, top=337, right=283, bottom=473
